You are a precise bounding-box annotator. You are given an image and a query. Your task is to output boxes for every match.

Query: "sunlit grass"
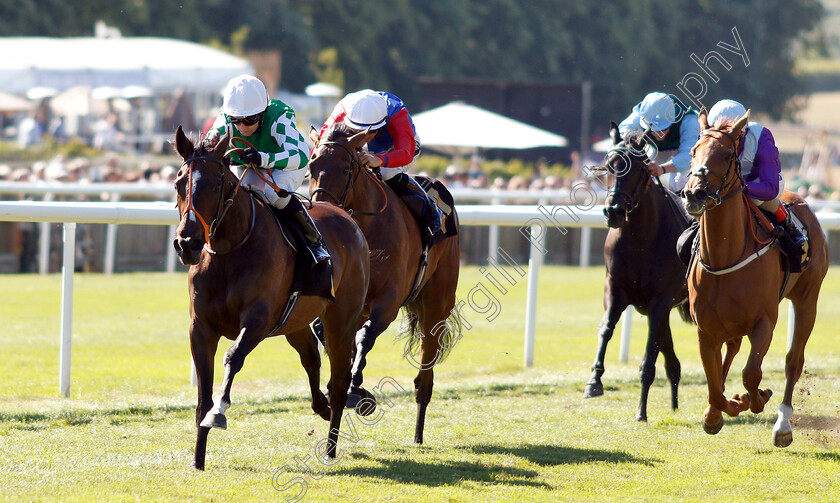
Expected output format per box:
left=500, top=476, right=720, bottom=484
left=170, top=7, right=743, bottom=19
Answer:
left=1, top=267, right=839, bottom=502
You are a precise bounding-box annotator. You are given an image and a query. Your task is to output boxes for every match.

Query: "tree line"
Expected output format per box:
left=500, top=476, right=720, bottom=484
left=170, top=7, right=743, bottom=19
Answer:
left=1, top=0, right=824, bottom=128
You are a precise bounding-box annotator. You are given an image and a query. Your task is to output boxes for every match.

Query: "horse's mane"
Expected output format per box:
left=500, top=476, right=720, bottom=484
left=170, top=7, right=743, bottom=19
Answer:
left=323, top=122, right=357, bottom=142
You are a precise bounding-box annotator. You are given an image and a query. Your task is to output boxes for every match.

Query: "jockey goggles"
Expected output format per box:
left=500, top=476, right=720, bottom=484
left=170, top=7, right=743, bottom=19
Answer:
left=230, top=113, right=262, bottom=126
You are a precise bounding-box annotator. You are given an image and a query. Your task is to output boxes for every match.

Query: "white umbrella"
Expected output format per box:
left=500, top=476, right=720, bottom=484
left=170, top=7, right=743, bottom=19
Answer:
left=0, top=91, right=35, bottom=112
left=26, top=86, right=58, bottom=100
left=412, top=101, right=567, bottom=154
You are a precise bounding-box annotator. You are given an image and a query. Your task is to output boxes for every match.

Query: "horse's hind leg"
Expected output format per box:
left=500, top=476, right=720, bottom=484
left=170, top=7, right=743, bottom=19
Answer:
left=286, top=327, right=329, bottom=420
left=584, top=288, right=627, bottom=399
left=742, top=317, right=774, bottom=414
left=190, top=325, right=219, bottom=470
left=637, top=302, right=680, bottom=421
left=773, top=296, right=818, bottom=447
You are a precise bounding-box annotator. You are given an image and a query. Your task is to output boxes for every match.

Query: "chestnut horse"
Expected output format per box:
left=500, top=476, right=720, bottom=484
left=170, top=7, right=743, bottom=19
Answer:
left=584, top=122, right=692, bottom=421
left=307, top=124, right=461, bottom=445
left=172, top=126, right=370, bottom=469
left=682, top=109, right=828, bottom=446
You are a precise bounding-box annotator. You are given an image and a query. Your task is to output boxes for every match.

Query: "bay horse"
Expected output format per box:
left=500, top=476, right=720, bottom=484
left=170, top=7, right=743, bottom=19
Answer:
left=172, top=126, right=370, bottom=469
left=682, top=109, right=828, bottom=446
left=583, top=122, right=692, bottom=421
left=307, top=124, right=461, bottom=444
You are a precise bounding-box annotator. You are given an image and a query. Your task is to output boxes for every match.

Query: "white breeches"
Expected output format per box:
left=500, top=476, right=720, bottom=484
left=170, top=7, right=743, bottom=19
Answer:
left=236, top=166, right=307, bottom=209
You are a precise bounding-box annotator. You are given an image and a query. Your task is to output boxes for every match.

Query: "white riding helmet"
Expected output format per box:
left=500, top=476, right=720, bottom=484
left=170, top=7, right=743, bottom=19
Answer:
left=707, top=99, right=747, bottom=127
left=221, top=75, right=270, bottom=117
left=637, top=92, right=676, bottom=132
left=343, top=89, right=387, bottom=130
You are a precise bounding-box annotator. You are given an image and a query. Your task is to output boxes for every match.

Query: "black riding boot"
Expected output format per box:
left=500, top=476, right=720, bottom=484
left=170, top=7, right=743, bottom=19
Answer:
left=780, top=213, right=806, bottom=248
left=281, top=196, right=330, bottom=265
left=386, top=173, right=442, bottom=238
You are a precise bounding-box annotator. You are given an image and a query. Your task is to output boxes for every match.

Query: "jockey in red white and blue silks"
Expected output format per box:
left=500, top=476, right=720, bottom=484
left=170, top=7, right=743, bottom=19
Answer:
left=319, top=89, right=440, bottom=238
left=319, top=90, right=421, bottom=181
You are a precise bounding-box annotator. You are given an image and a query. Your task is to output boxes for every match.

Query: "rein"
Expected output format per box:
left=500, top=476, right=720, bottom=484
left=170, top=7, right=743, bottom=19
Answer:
left=311, top=140, right=388, bottom=216
left=180, top=154, right=254, bottom=255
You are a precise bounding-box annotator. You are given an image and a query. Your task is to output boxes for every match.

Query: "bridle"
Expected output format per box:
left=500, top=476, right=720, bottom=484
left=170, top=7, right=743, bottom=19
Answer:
left=310, top=140, right=388, bottom=216
left=605, top=143, right=651, bottom=215
left=179, top=154, right=254, bottom=255
left=688, top=128, right=744, bottom=207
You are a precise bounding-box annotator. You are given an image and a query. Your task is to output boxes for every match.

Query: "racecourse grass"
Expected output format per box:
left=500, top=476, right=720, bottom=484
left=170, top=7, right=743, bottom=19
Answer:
left=1, top=266, right=839, bottom=502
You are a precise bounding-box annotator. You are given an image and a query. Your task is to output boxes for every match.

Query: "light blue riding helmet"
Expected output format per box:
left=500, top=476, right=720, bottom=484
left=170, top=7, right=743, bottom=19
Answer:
left=637, top=92, right=676, bottom=132
left=707, top=99, right=747, bottom=127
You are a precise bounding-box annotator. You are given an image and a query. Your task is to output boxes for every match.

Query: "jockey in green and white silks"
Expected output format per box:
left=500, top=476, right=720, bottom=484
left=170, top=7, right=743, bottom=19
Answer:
left=205, top=74, right=328, bottom=264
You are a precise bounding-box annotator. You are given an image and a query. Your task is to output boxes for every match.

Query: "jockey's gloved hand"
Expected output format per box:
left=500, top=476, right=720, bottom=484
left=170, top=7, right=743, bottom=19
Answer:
left=241, top=147, right=262, bottom=166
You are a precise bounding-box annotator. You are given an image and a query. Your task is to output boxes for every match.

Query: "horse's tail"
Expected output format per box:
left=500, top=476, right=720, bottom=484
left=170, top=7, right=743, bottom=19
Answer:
left=677, top=299, right=694, bottom=325
left=397, top=298, right=464, bottom=366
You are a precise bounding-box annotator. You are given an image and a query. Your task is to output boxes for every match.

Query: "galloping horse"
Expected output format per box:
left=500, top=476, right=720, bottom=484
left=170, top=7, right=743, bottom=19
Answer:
left=172, top=126, right=370, bottom=469
left=584, top=122, right=692, bottom=421
left=308, top=124, right=461, bottom=444
left=682, top=109, right=828, bottom=446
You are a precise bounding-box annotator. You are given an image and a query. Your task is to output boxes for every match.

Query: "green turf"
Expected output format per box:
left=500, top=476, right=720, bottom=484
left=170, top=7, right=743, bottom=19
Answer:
left=1, top=267, right=839, bottom=502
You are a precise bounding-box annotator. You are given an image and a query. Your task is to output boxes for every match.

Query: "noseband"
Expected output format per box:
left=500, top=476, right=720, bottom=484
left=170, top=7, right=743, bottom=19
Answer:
left=180, top=155, right=254, bottom=255
left=605, top=144, right=651, bottom=214
left=689, top=128, right=743, bottom=206
left=310, top=140, right=388, bottom=216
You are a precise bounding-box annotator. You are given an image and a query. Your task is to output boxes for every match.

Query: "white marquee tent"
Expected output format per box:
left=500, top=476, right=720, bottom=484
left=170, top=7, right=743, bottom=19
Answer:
left=0, top=37, right=252, bottom=95
left=411, top=101, right=568, bottom=155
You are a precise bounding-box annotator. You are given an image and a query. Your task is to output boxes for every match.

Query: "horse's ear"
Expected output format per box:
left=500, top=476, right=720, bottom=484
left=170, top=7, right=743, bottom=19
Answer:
left=309, top=125, right=321, bottom=146
left=609, top=121, right=621, bottom=145
left=212, top=132, right=230, bottom=159
left=174, top=125, right=193, bottom=160
left=698, top=107, right=709, bottom=130
left=731, top=109, right=750, bottom=136
left=347, top=128, right=371, bottom=149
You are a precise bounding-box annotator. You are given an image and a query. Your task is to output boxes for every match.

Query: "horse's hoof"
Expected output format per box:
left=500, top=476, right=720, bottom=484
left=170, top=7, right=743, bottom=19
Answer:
left=355, top=388, right=377, bottom=417
left=772, top=429, right=793, bottom=448
left=702, top=417, right=724, bottom=435
left=200, top=412, right=227, bottom=430
left=345, top=393, right=361, bottom=409
left=583, top=381, right=603, bottom=398
left=635, top=413, right=648, bottom=422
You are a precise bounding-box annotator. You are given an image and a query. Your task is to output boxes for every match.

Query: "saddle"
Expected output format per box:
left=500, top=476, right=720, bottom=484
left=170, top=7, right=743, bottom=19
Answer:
left=246, top=187, right=334, bottom=301
left=677, top=200, right=810, bottom=276
left=753, top=202, right=810, bottom=274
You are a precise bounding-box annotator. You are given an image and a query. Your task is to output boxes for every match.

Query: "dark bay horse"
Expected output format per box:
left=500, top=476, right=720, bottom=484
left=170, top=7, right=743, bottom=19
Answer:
left=583, top=122, right=692, bottom=421
left=307, top=124, right=461, bottom=444
left=682, top=109, right=828, bottom=446
left=172, top=126, right=370, bottom=469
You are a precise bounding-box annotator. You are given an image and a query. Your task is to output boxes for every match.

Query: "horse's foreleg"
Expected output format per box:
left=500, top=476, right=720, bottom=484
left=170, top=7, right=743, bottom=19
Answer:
left=742, top=317, right=774, bottom=414
left=349, top=305, right=398, bottom=397
left=721, top=337, right=742, bottom=389
left=191, top=326, right=219, bottom=470
left=774, top=296, right=818, bottom=447
left=286, top=326, right=329, bottom=420
left=584, top=292, right=628, bottom=399
left=201, top=321, right=267, bottom=430
left=698, top=333, right=734, bottom=433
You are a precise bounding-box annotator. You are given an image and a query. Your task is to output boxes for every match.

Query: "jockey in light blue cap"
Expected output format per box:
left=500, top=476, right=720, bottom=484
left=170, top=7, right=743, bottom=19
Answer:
left=619, top=92, right=701, bottom=192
